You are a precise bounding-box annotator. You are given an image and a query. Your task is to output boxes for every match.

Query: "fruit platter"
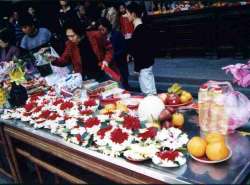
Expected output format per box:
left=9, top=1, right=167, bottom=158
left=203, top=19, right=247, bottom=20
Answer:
left=188, top=133, right=232, bottom=164
left=158, top=83, right=193, bottom=107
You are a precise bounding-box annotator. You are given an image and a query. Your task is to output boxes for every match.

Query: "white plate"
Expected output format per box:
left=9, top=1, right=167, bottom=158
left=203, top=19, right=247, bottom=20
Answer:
left=123, top=150, right=150, bottom=162
left=152, top=151, right=186, bottom=167
left=190, top=147, right=232, bottom=164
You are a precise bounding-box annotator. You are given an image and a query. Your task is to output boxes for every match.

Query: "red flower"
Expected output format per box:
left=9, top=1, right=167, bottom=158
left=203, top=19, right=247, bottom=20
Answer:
left=36, top=120, right=46, bottom=124
left=49, top=113, right=60, bottom=120
left=53, top=98, right=64, bottom=106
left=23, top=112, right=32, bottom=117
left=76, top=134, right=81, bottom=142
left=80, top=109, right=93, bottom=115
left=64, top=115, right=71, bottom=120
left=97, top=126, right=113, bottom=139
left=38, top=110, right=52, bottom=119
left=84, top=99, right=96, bottom=107
left=138, top=127, right=158, bottom=140
left=84, top=117, right=100, bottom=128
left=123, top=115, right=141, bottom=130
left=74, top=125, right=80, bottom=129
left=60, top=101, right=74, bottom=110
left=24, top=102, right=37, bottom=112
left=33, top=106, right=42, bottom=113
left=110, top=128, right=129, bottom=144
left=29, top=91, right=45, bottom=102
left=156, top=151, right=179, bottom=161
left=42, top=99, right=50, bottom=105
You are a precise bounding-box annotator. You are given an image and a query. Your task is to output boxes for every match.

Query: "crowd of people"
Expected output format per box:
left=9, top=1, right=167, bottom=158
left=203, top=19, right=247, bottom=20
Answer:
left=0, top=0, right=158, bottom=95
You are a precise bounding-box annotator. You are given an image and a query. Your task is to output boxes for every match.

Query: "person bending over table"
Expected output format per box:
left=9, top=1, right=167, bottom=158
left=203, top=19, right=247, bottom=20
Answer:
left=48, top=23, right=113, bottom=82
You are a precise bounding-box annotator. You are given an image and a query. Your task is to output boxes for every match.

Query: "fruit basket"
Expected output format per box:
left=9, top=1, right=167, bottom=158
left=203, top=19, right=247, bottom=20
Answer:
left=158, top=83, right=193, bottom=108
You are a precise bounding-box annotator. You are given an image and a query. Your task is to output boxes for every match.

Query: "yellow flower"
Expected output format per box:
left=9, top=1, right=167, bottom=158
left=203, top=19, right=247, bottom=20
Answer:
left=9, top=67, right=25, bottom=85
left=0, top=88, right=6, bottom=106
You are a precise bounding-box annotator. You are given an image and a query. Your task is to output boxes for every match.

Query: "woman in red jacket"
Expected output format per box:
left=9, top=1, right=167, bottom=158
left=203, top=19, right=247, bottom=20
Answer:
left=50, top=23, right=113, bottom=82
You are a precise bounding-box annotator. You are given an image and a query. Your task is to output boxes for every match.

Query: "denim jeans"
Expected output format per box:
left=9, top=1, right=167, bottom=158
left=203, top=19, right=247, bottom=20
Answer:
left=139, top=66, right=157, bottom=95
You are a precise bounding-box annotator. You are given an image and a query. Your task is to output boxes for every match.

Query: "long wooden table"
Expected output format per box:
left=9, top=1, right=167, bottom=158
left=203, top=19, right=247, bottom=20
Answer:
left=1, top=111, right=250, bottom=184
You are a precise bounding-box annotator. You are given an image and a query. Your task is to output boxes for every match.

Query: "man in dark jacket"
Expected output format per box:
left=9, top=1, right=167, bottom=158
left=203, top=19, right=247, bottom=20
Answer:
left=126, top=2, right=156, bottom=95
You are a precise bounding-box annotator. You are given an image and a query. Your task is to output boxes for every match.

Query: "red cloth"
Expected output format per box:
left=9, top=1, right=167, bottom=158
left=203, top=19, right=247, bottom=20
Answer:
left=53, top=31, right=113, bottom=74
left=119, top=15, right=134, bottom=38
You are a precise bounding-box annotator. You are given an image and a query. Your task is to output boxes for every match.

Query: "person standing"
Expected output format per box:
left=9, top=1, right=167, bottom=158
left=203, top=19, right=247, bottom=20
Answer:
left=119, top=3, right=134, bottom=40
left=0, top=27, right=20, bottom=61
left=50, top=23, right=113, bottom=82
left=27, top=6, right=41, bottom=27
left=126, top=2, right=157, bottom=95
left=8, top=10, right=24, bottom=45
left=58, top=0, right=79, bottom=31
left=98, top=18, right=129, bottom=90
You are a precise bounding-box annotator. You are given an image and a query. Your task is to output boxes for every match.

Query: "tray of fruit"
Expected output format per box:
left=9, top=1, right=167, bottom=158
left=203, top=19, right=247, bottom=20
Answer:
left=188, top=133, right=232, bottom=164
left=158, top=83, right=193, bottom=107
left=190, top=148, right=232, bottom=164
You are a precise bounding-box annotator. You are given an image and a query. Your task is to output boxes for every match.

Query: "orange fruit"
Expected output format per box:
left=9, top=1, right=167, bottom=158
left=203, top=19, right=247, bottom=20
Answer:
left=206, top=142, right=229, bottom=161
left=205, top=132, right=225, bottom=144
left=172, top=113, right=184, bottom=127
left=187, top=137, right=207, bottom=158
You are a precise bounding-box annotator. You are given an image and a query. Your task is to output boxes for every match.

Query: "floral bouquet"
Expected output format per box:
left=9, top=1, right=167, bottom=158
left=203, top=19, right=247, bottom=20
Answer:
left=222, top=61, right=250, bottom=87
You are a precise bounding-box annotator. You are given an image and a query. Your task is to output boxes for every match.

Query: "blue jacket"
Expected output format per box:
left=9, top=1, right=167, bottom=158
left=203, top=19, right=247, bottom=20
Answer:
left=110, top=30, right=126, bottom=62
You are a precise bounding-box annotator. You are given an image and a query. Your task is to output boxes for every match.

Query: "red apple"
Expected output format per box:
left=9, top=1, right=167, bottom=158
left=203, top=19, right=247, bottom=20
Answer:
left=166, top=106, right=176, bottom=114
left=159, top=109, right=172, bottom=121
left=165, top=93, right=181, bottom=105
left=162, top=120, right=172, bottom=129
left=158, top=93, right=168, bottom=103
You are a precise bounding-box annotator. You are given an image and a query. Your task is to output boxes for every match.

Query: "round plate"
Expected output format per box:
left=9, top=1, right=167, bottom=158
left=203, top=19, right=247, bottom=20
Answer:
left=123, top=150, right=150, bottom=162
left=152, top=152, right=186, bottom=167
left=190, top=147, right=232, bottom=164
left=165, top=98, right=193, bottom=108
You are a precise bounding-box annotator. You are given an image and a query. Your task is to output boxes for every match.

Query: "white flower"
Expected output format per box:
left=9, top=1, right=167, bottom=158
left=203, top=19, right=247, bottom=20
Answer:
left=68, top=136, right=80, bottom=145
left=65, top=107, right=80, bottom=117
left=65, top=118, right=78, bottom=129
left=97, top=115, right=109, bottom=122
left=86, top=125, right=100, bottom=135
left=70, top=127, right=86, bottom=135
left=156, top=127, right=189, bottom=150
left=34, top=122, right=45, bottom=129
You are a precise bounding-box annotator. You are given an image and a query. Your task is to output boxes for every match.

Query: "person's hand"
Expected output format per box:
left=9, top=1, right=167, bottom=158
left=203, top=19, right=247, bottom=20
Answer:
left=47, top=54, right=57, bottom=62
left=38, top=47, right=49, bottom=54
left=101, top=61, right=108, bottom=70
left=127, top=54, right=133, bottom=63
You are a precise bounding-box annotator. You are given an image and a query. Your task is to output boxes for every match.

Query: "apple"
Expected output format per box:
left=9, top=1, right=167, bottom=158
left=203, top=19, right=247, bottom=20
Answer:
left=162, top=120, right=172, bottom=129
left=159, top=109, right=172, bottom=121
left=172, top=112, right=184, bottom=127
left=158, top=93, right=168, bottom=103
left=165, top=93, right=181, bottom=105
left=166, top=106, right=176, bottom=114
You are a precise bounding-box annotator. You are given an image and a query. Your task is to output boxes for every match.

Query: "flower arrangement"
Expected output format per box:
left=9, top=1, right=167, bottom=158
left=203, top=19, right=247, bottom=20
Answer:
left=1, top=88, right=189, bottom=166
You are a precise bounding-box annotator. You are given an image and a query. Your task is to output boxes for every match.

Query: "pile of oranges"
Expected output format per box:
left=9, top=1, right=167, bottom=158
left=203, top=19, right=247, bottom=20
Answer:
left=187, top=132, right=230, bottom=161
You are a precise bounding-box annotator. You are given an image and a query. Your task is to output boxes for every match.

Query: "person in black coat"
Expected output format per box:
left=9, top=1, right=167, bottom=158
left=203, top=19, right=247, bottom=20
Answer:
left=126, top=2, right=157, bottom=95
